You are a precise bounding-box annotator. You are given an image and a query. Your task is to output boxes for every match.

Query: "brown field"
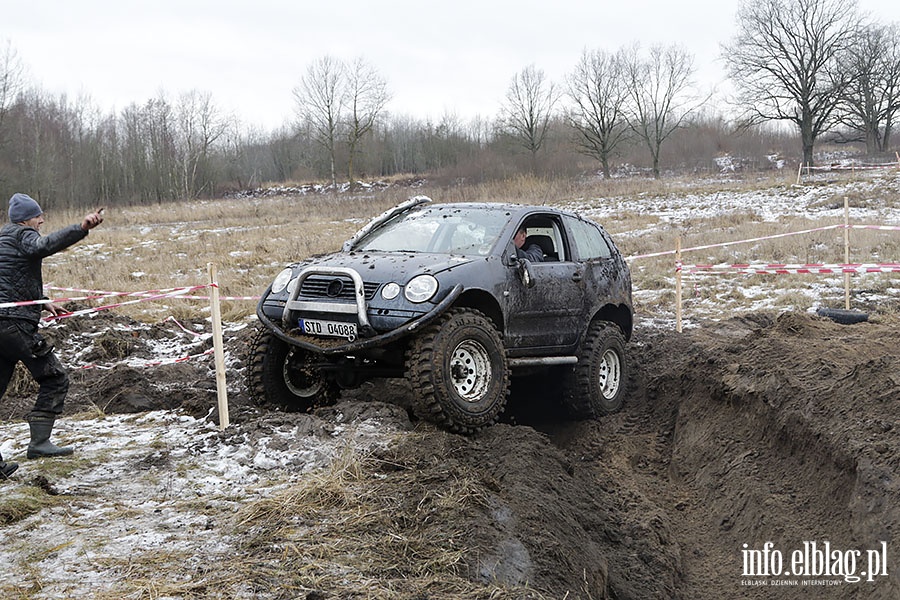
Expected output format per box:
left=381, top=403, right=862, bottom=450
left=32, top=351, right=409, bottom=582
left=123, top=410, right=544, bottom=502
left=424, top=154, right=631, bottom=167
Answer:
left=43, top=168, right=900, bottom=325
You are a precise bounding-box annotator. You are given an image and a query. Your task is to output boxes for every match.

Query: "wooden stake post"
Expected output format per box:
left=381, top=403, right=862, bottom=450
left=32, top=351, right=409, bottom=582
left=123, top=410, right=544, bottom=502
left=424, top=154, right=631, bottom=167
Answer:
left=207, top=263, right=230, bottom=429
left=843, top=198, right=851, bottom=310
left=675, top=237, right=683, bottom=333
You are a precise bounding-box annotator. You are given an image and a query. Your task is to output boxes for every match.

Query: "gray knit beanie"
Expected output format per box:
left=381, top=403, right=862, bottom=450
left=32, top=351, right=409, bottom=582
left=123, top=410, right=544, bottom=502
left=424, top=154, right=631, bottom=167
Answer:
left=9, top=193, right=43, bottom=223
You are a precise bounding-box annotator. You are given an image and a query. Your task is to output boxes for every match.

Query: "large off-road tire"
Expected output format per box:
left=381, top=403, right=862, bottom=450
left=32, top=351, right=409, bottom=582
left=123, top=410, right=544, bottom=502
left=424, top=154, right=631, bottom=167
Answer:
left=563, top=321, right=628, bottom=419
left=246, top=325, right=339, bottom=411
left=406, top=308, right=509, bottom=434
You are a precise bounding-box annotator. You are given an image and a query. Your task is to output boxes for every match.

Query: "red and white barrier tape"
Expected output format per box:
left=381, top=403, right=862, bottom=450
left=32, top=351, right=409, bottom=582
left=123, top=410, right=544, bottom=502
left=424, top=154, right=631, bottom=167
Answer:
left=630, top=223, right=900, bottom=261
left=45, top=285, right=259, bottom=302
left=683, top=262, right=900, bottom=275
left=629, top=224, right=845, bottom=260
left=801, top=162, right=899, bottom=171
left=176, top=294, right=261, bottom=301
left=0, top=285, right=211, bottom=311
left=44, top=285, right=210, bottom=321
left=164, top=315, right=209, bottom=338
left=848, top=224, right=900, bottom=232
left=0, top=284, right=247, bottom=371
left=76, top=348, right=216, bottom=370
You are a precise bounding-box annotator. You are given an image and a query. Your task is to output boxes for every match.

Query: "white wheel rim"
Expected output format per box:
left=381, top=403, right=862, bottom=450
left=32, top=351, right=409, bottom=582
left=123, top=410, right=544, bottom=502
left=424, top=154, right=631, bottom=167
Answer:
left=449, top=339, right=491, bottom=402
left=284, top=349, right=322, bottom=398
left=598, top=348, right=621, bottom=399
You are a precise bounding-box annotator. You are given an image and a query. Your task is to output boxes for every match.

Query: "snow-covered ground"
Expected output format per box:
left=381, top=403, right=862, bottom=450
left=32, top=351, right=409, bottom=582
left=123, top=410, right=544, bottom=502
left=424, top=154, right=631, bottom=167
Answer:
left=0, top=408, right=404, bottom=598
left=571, top=172, right=900, bottom=326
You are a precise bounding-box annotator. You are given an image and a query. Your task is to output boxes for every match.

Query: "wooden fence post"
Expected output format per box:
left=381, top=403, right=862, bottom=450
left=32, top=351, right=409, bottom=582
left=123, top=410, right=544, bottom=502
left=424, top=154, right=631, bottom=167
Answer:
left=207, top=263, right=230, bottom=430
left=676, top=237, right=683, bottom=333
left=843, top=198, right=851, bottom=310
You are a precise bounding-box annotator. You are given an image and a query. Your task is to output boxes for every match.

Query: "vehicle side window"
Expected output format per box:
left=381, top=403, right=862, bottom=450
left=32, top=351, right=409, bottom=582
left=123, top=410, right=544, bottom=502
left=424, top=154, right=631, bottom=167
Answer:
left=567, top=217, right=612, bottom=260
left=519, top=219, right=566, bottom=261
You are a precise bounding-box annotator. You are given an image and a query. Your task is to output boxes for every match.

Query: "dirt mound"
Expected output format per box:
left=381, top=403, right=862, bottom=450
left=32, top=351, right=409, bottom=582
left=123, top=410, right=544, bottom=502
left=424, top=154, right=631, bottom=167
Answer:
left=2, top=310, right=898, bottom=598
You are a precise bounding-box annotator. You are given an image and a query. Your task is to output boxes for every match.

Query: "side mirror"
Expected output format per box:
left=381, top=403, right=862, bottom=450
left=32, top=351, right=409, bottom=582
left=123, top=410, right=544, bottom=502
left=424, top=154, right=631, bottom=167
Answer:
left=517, top=258, right=536, bottom=288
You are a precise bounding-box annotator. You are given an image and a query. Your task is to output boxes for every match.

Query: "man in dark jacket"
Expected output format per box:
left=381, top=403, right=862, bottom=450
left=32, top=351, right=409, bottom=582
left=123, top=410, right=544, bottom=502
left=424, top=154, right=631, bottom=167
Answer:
left=513, top=226, right=544, bottom=263
left=0, top=193, right=103, bottom=473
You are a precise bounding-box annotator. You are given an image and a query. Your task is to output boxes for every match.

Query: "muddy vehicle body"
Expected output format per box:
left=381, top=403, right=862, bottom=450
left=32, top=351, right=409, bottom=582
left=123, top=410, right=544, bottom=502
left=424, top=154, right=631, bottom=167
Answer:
left=249, top=196, right=633, bottom=433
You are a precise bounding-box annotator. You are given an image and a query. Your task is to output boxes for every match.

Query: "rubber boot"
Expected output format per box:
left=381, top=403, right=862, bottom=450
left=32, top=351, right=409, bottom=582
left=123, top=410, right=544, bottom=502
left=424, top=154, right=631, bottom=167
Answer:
left=0, top=451, right=18, bottom=479
left=26, top=417, right=74, bottom=459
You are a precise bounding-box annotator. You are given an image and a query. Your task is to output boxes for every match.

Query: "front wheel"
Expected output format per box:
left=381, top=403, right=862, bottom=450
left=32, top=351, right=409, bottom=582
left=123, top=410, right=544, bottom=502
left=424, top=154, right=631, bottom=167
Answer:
left=563, top=321, right=628, bottom=419
left=406, top=308, right=509, bottom=434
left=246, top=325, right=339, bottom=411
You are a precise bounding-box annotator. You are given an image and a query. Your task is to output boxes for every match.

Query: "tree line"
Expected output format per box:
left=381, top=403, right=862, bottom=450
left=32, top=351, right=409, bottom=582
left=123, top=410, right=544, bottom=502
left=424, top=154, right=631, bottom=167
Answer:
left=1, top=0, right=898, bottom=210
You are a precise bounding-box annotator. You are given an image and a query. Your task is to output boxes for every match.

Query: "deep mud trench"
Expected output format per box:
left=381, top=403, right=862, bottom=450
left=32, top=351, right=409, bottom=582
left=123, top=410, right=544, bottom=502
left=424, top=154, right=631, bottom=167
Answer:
left=464, top=310, right=899, bottom=599
left=534, top=311, right=900, bottom=600
left=1, top=310, right=898, bottom=599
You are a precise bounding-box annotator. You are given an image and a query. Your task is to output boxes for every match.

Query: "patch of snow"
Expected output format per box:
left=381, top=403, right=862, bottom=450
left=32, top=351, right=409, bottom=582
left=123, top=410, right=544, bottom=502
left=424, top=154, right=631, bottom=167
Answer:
left=0, top=410, right=401, bottom=598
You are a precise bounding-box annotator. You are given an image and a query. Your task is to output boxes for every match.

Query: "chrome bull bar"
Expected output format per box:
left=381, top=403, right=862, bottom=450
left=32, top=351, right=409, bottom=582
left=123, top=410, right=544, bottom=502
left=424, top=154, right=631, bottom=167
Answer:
left=281, top=266, right=372, bottom=331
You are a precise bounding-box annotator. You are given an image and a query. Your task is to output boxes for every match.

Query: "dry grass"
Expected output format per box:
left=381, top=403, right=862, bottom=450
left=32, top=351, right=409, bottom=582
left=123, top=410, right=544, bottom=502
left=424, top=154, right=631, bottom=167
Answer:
left=225, top=444, right=541, bottom=599
left=0, top=485, right=62, bottom=526
left=75, top=441, right=549, bottom=599
left=36, top=170, right=900, bottom=326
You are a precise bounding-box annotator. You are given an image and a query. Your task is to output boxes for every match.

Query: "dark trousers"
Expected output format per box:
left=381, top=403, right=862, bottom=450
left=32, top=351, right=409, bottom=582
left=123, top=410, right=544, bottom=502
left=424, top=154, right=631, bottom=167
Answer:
left=0, top=319, right=68, bottom=417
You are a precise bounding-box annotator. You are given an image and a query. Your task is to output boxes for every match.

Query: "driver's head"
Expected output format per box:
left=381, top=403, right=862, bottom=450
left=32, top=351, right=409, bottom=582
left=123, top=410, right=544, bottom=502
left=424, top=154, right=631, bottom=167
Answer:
left=514, top=226, right=527, bottom=248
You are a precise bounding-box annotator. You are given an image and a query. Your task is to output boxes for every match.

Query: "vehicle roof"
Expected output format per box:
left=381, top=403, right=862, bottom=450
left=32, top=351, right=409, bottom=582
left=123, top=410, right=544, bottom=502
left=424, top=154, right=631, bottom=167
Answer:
left=420, top=201, right=581, bottom=219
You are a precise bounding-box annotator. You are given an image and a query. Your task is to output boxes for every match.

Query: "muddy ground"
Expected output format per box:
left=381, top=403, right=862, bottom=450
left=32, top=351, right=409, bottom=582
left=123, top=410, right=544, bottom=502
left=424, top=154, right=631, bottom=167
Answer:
left=1, top=308, right=898, bottom=599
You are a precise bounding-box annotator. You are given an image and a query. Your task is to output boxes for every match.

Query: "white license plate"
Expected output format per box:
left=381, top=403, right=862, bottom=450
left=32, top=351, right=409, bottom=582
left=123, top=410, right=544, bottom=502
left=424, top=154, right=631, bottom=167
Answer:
left=300, top=318, right=357, bottom=341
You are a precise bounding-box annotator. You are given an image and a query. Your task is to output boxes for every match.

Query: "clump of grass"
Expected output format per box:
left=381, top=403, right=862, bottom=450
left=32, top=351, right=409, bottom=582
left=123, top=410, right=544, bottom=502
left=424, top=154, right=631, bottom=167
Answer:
left=0, top=482, right=64, bottom=525
left=6, top=364, right=38, bottom=398
left=224, top=443, right=546, bottom=599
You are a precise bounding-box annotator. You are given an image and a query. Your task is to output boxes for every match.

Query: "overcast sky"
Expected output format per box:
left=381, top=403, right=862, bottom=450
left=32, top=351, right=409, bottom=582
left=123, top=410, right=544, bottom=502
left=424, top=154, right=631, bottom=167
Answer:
left=4, top=0, right=900, bottom=131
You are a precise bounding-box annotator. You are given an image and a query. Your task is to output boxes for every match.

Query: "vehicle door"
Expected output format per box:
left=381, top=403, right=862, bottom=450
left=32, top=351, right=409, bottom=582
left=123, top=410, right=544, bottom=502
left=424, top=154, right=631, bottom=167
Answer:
left=562, top=215, right=623, bottom=319
left=503, top=216, right=584, bottom=353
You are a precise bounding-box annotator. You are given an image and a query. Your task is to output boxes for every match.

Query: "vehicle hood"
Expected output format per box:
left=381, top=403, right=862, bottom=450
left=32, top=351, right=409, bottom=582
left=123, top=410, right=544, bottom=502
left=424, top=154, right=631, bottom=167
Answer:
left=294, top=251, right=476, bottom=281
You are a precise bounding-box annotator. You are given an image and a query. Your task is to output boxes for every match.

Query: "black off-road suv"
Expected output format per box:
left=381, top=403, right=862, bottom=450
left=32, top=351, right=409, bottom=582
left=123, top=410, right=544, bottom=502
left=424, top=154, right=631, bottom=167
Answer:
left=248, top=196, right=633, bottom=433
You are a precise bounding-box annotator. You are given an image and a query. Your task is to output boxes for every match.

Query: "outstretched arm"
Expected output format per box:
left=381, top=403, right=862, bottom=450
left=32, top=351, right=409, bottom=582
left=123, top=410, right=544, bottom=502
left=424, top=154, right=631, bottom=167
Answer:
left=81, top=207, right=104, bottom=231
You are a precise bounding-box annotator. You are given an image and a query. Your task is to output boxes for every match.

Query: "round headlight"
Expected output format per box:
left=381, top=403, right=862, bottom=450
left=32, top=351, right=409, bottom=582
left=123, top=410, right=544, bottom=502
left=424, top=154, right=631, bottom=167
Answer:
left=405, top=274, right=438, bottom=303
left=271, top=268, right=293, bottom=294
left=286, top=276, right=299, bottom=296
left=381, top=282, right=401, bottom=300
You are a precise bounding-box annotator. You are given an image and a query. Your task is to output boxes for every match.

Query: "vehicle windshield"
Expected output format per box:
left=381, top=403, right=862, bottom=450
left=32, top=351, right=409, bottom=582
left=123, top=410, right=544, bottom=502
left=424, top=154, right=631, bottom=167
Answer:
left=353, top=206, right=510, bottom=255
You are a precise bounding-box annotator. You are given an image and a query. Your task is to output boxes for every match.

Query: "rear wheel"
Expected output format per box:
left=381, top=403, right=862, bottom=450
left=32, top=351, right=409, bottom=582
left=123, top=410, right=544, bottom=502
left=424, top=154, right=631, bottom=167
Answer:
left=563, top=321, right=627, bottom=419
left=406, top=308, right=509, bottom=434
left=246, top=325, right=339, bottom=411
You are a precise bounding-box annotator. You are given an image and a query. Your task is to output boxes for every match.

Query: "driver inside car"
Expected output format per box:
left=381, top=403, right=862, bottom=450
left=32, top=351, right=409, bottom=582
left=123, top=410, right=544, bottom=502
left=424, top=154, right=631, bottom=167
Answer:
left=513, top=226, right=544, bottom=262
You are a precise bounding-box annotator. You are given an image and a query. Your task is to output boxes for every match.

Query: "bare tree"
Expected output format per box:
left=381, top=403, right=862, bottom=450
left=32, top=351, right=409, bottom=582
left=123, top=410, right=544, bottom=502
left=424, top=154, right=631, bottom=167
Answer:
left=566, top=48, right=631, bottom=178
left=623, top=43, right=700, bottom=178
left=175, top=90, right=229, bottom=199
left=500, top=64, right=559, bottom=173
left=294, top=56, right=346, bottom=188
left=0, top=40, right=25, bottom=149
left=723, top=0, right=860, bottom=166
left=345, top=58, right=389, bottom=188
left=836, top=22, right=900, bottom=154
